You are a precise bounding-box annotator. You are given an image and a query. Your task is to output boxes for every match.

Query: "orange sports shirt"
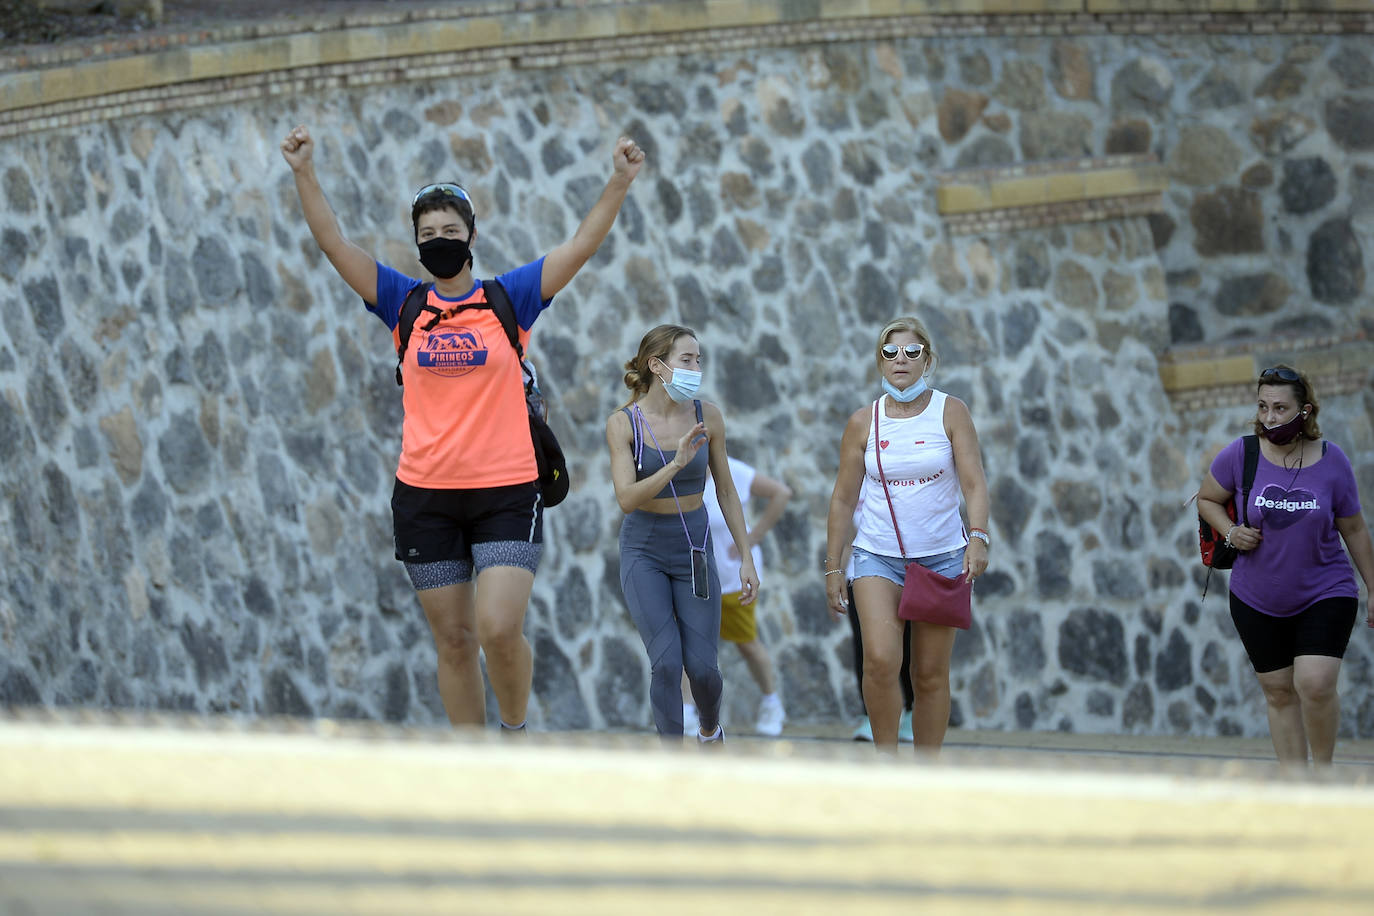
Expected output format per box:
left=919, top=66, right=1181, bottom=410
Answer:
left=372, top=260, right=550, bottom=490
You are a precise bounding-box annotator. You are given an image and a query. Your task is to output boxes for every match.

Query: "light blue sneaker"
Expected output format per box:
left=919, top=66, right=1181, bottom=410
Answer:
left=851, top=716, right=873, bottom=742
left=898, top=709, right=914, bottom=743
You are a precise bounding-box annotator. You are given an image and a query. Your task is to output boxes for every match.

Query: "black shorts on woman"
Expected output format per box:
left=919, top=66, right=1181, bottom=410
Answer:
left=1229, top=593, right=1358, bottom=673
left=392, top=478, right=543, bottom=582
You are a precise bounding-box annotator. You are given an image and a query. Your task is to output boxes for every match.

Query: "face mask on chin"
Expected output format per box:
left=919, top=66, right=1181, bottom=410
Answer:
left=417, top=237, right=471, bottom=279
left=882, top=376, right=927, bottom=403
left=1263, top=410, right=1307, bottom=446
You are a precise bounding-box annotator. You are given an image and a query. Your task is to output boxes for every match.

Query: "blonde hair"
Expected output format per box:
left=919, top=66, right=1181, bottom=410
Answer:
left=623, top=324, right=697, bottom=400
left=875, top=317, right=937, bottom=376
left=1253, top=364, right=1322, bottom=441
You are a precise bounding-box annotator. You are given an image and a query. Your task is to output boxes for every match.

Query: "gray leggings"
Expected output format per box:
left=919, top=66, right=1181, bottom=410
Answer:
left=619, top=506, right=722, bottom=739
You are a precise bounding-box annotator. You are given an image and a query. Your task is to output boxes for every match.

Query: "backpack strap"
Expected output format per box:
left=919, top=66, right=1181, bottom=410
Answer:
left=480, top=279, right=524, bottom=360
left=395, top=280, right=526, bottom=386
left=1238, top=435, right=1260, bottom=527
left=394, top=282, right=440, bottom=386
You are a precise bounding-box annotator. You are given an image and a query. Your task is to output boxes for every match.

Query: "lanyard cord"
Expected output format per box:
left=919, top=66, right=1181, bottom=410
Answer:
left=873, top=399, right=909, bottom=561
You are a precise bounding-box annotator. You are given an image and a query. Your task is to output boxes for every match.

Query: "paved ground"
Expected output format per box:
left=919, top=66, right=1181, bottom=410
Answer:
left=1, top=711, right=1371, bottom=914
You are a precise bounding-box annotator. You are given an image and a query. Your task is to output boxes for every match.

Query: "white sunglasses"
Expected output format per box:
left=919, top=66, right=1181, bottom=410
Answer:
left=881, top=343, right=924, bottom=360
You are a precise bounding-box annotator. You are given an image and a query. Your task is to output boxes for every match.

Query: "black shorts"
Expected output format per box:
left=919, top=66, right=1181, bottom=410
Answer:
left=1229, top=593, right=1358, bottom=674
left=391, top=479, right=543, bottom=564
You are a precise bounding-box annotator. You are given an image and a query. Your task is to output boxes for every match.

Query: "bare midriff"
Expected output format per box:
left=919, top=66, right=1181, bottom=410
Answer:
left=638, top=494, right=705, bottom=514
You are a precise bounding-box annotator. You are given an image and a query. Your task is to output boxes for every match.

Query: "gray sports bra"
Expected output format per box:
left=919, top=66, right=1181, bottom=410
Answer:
left=623, top=400, right=708, bottom=498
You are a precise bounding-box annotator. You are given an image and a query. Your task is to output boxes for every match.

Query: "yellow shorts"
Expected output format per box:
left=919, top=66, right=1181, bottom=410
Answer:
left=719, top=589, right=756, bottom=643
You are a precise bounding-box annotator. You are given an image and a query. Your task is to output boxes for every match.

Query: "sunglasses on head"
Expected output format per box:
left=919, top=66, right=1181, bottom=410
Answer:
left=1259, top=366, right=1300, bottom=383
left=881, top=343, right=925, bottom=360
left=412, top=182, right=471, bottom=208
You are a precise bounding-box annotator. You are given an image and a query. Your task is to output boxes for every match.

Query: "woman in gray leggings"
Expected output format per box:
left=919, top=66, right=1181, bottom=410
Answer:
left=606, top=325, right=759, bottom=742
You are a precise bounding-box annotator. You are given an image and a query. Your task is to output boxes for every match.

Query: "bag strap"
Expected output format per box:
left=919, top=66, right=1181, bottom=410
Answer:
left=394, top=282, right=441, bottom=385
left=873, top=399, right=909, bottom=561
left=694, top=399, right=703, bottom=424
left=1238, top=434, right=1259, bottom=527
left=480, top=279, right=524, bottom=360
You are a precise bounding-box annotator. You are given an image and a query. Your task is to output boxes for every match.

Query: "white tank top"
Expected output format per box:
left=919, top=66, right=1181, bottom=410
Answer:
left=853, top=391, right=967, bottom=559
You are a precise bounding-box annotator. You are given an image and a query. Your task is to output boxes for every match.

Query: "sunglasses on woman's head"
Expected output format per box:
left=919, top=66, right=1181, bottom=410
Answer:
left=412, top=182, right=471, bottom=207
left=1259, top=366, right=1300, bottom=383
left=881, top=343, right=925, bottom=360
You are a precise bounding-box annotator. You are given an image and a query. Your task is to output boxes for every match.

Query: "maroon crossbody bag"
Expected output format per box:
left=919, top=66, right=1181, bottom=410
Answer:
left=872, top=399, right=972, bottom=630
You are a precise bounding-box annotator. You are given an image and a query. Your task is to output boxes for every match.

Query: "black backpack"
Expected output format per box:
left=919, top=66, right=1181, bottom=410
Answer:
left=394, top=279, right=569, bottom=508
left=1198, top=435, right=1259, bottom=571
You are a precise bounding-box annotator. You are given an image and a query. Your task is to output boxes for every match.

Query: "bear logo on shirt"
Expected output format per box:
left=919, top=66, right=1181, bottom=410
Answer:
left=417, top=326, right=489, bottom=377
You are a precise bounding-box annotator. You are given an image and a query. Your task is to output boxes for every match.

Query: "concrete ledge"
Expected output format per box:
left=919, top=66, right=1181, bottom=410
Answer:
left=935, top=154, right=1167, bottom=232
left=1087, top=0, right=1374, bottom=10
left=3, top=0, right=1373, bottom=121
left=3, top=711, right=1371, bottom=913
left=1158, top=331, right=1374, bottom=410
left=936, top=157, right=1168, bottom=215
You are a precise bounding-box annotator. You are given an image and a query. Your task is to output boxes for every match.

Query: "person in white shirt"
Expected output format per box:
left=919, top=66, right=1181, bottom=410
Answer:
left=683, top=457, right=793, bottom=736
left=824, top=317, right=990, bottom=752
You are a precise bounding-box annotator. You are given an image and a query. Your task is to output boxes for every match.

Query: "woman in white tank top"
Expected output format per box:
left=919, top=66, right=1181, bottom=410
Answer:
left=823, top=317, right=991, bottom=752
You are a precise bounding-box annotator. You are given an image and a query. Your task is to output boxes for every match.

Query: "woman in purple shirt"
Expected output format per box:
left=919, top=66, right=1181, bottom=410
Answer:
left=1197, top=366, right=1374, bottom=766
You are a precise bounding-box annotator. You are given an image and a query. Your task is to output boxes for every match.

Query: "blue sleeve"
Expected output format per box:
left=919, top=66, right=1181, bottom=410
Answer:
left=368, top=262, right=423, bottom=332
left=494, top=256, right=551, bottom=331
left=1209, top=437, right=1242, bottom=494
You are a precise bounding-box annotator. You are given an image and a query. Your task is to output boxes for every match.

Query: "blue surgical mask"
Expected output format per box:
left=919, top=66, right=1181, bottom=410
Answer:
left=883, top=376, right=927, bottom=403
left=660, top=367, right=702, bottom=403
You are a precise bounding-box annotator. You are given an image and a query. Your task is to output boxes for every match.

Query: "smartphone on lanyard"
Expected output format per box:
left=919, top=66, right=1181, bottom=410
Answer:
left=690, top=547, right=710, bottom=601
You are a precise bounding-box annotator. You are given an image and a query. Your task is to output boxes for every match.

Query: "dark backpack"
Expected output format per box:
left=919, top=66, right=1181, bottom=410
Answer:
left=394, top=279, right=569, bottom=507
left=1198, top=435, right=1259, bottom=571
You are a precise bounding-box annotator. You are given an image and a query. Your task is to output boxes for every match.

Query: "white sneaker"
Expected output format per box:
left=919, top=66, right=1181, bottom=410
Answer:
left=755, top=694, right=786, bottom=737
left=898, top=709, right=914, bottom=743
left=682, top=703, right=700, bottom=737
left=697, top=723, right=725, bottom=746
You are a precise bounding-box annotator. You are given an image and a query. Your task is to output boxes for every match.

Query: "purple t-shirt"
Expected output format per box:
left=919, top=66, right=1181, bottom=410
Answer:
left=1211, top=437, right=1361, bottom=616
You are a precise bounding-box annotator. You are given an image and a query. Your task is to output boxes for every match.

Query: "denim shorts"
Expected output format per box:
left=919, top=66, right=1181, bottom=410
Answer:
left=851, top=545, right=965, bottom=586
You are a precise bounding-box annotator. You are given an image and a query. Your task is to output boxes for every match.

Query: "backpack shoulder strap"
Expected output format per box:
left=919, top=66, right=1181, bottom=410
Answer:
left=1239, top=435, right=1260, bottom=526
left=395, top=283, right=438, bottom=386
left=480, top=279, right=524, bottom=360
left=1322, top=440, right=1328, bottom=456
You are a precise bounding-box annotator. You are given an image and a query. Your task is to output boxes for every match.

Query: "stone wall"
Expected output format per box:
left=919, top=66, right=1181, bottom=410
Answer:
left=2, top=6, right=1372, bottom=736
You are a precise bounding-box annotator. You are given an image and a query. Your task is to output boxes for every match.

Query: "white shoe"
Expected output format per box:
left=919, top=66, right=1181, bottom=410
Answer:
left=682, top=703, right=700, bottom=737
left=697, top=723, right=725, bottom=745
left=755, top=694, right=786, bottom=737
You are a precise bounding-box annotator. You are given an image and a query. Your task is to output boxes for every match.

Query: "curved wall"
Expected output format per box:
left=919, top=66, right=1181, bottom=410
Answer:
left=1, top=2, right=1372, bottom=736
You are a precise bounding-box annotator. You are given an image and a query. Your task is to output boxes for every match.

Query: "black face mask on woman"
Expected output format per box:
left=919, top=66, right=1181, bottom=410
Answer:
left=417, top=237, right=470, bottom=279
left=1263, top=411, right=1307, bottom=446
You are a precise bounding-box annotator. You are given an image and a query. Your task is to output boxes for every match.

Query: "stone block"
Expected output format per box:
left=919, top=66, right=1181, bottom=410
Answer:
left=1157, top=355, right=1254, bottom=393
left=937, top=163, right=1167, bottom=215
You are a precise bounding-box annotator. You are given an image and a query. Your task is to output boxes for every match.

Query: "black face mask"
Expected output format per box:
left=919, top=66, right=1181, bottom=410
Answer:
left=1263, top=411, right=1307, bottom=446
left=417, top=237, right=471, bottom=279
